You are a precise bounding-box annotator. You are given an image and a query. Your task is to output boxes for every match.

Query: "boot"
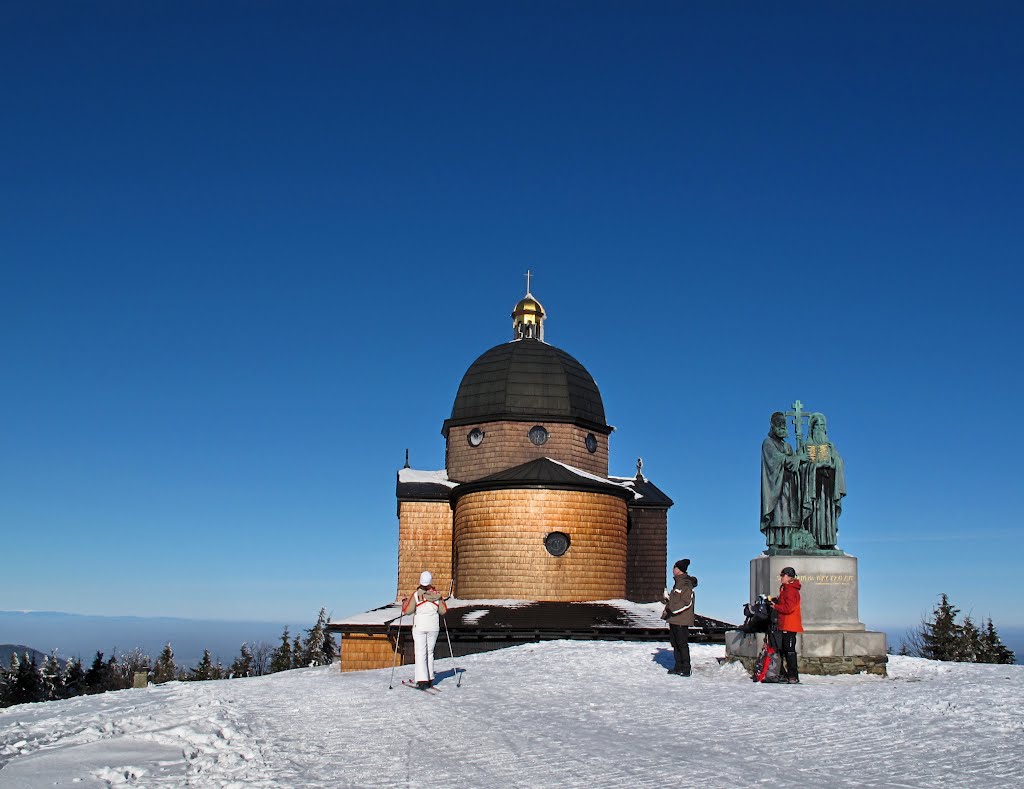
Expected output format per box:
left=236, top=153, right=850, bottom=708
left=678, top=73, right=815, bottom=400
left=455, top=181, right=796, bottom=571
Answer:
left=784, top=652, right=799, bottom=683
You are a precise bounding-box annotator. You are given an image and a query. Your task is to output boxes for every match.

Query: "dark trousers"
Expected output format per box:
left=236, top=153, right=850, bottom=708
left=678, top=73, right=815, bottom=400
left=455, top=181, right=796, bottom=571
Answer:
left=669, top=624, right=691, bottom=673
left=774, top=631, right=799, bottom=680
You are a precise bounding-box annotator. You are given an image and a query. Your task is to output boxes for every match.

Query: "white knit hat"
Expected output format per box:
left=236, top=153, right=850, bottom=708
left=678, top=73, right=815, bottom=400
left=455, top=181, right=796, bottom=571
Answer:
left=419, top=570, right=432, bottom=586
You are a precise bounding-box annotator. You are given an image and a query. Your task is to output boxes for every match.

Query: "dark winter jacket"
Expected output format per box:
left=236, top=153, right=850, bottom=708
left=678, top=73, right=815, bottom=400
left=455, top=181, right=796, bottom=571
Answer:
left=662, top=573, right=698, bottom=627
left=773, top=579, right=803, bottom=632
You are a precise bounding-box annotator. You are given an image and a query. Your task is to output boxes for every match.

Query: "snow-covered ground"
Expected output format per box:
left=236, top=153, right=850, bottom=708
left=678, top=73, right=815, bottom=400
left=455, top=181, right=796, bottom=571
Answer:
left=1, top=641, right=1021, bottom=788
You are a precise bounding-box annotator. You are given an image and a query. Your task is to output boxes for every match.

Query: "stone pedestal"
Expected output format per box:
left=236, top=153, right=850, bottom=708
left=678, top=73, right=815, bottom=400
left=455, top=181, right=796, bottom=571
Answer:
left=725, top=552, right=887, bottom=676
left=750, top=553, right=864, bottom=631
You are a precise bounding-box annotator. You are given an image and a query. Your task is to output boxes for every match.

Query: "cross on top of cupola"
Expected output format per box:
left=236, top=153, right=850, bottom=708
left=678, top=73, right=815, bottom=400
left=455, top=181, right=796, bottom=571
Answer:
left=512, top=269, right=545, bottom=341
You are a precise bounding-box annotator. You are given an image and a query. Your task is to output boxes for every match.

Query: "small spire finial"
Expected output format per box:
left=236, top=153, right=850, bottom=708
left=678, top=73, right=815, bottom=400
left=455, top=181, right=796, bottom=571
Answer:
left=636, top=457, right=643, bottom=480
left=512, top=271, right=545, bottom=341
left=404, top=448, right=410, bottom=469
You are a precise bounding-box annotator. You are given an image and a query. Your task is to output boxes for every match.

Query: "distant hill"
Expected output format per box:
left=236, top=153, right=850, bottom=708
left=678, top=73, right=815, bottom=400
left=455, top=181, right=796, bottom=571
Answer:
left=0, top=611, right=297, bottom=670
left=0, top=644, right=49, bottom=669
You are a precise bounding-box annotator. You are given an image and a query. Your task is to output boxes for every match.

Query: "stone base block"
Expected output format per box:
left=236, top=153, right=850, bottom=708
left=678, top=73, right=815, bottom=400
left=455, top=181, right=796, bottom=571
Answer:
left=724, top=629, right=888, bottom=677
left=751, top=554, right=865, bottom=631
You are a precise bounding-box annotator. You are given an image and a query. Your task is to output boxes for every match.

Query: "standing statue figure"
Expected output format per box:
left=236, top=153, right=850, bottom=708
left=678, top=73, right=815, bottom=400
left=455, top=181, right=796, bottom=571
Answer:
left=760, top=411, right=802, bottom=549
left=800, top=413, right=846, bottom=549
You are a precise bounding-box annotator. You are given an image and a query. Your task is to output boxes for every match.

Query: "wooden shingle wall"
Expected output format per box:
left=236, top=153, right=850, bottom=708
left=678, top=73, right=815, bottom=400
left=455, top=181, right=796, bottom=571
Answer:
left=626, top=507, right=668, bottom=602
left=396, top=501, right=453, bottom=599
left=340, top=632, right=404, bottom=672
left=453, top=489, right=627, bottom=600
left=446, top=421, right=609, bottom=482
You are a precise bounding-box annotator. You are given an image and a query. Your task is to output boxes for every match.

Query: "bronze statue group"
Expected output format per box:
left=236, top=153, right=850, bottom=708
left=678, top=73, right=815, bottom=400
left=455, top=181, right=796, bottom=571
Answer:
left=761, top=409, right=845, bottom=552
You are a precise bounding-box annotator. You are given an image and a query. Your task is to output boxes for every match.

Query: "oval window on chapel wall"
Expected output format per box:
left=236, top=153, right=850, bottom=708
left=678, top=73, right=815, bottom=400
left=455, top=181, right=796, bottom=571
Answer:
left=528, top=425, right=549, bottom=446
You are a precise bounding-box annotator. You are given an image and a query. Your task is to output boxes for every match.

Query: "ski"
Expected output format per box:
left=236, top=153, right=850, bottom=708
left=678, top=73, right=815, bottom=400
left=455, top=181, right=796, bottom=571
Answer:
left=401, top=680, right=441, bottom=693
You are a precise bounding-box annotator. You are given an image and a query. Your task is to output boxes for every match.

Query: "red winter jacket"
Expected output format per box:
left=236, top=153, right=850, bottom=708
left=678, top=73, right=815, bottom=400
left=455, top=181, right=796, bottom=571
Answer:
left=774, top=580, right=803, bottom=632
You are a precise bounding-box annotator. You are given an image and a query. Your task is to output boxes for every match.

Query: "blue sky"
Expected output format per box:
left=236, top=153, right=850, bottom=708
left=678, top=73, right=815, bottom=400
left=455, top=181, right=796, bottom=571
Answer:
left=2, top=2, right=1022, bottom=632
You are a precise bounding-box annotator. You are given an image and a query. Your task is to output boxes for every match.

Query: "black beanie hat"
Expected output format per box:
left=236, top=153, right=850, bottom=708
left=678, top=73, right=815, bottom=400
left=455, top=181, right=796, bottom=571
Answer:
left=674, top=559, right=691, bottom=573
left=780, top=566, right=797, bottom=578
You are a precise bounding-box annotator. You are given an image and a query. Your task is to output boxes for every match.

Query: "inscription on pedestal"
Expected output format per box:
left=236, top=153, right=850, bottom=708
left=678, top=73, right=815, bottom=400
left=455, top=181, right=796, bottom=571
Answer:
left=804, top=574, right=854, bottom=585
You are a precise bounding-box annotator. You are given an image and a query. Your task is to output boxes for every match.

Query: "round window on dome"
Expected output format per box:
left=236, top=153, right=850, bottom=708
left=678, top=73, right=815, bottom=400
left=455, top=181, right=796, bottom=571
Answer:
left=544, top=531, right=570, bottom=557
left=528, top=425, right=549, bottom=446
left=467, top=428, right=484, bottom=447
left=585, top=433, right=598, bottom=453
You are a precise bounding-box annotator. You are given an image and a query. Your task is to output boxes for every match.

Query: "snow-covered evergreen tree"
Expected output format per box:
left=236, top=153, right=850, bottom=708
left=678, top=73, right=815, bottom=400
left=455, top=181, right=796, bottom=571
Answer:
left=230, top=643, right=254, bottom=678
left=304, top=609, right=327, bottom=666
left=920, top=594, right=962, bottom=661
left=62, top=656, right=85, bottom=698
left=9, top=653, right=45, bottom=705
left=153, top=643, right=177, bottom=684
left=41, top=651, right=64, bottom=700
left=0, top=653, right=16, bottom=707
left=189, top=650, right=216, bottom=681
left=119, top=647, right=151, bottom=688
left=270, top=627, right=293, bottom=673
left=291, top=634, right=304, bottom=669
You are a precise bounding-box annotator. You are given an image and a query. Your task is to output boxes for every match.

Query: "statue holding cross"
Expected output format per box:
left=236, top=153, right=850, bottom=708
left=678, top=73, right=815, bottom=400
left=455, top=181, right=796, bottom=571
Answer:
left=760, top=401, right=846, bottom=554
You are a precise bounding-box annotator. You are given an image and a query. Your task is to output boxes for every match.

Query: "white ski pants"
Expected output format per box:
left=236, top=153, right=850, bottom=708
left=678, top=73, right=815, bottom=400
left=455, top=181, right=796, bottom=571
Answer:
left=413, top=627, right=439, bottom=682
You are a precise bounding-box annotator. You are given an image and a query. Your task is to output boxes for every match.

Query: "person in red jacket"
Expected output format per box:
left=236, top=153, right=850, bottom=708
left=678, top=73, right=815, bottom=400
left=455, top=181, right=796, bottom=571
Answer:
left=770, top=566, right=802, bottom=684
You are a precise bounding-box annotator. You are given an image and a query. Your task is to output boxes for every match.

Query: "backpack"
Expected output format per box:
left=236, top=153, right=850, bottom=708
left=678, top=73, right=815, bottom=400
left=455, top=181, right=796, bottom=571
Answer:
left=753, top=635, right=782, bottom=683
left=739, top=595, right=775, bottom=634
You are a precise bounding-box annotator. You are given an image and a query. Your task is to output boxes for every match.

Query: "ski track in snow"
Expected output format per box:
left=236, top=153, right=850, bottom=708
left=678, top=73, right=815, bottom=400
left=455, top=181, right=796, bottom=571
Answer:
left=1, top=642, right=1022, bottom=788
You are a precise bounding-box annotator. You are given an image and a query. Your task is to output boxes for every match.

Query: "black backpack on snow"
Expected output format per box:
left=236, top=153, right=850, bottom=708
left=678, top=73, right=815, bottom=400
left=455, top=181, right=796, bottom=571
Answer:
left=739, top=594, right=776, bottom=634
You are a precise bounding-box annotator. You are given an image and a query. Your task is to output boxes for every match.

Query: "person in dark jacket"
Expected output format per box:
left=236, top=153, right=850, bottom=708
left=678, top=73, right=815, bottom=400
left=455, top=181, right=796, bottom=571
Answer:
left=770, top=566, right=803, bottom=684
left=662, top=559, right=698, bottom=676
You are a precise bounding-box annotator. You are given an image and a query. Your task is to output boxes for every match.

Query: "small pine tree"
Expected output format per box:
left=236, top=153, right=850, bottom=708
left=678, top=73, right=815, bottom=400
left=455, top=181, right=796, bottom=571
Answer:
left=919, top=594, right=962, bottom=662
left=978, top=618, right=1015, bottom=664
left=230, top=643, right=254, bottom=678
left=41, top=651, right=64, bottom=701
left=0, top=653, right=20, bottom=707
left=189, top=650, right=215, bottom=681
left=957, top=616, right=982, bottom=662
left=84, top=651, right=107, bottom=694
left=323, top=632, right=337, bottom=665
left=153, top=643, right=177, bottom=684
left=105, top=653, right=122, bottom=691
left=9, top=653, right=45, bottom=706
left=269, top=627, right=293, bottom=673
left=62, top=656, right=85, bottom=698
left=291, top=634, right=304, bottom=669
left=304, top=609, right=327, bottom=667
left=0, top=660, right=11, bottom=708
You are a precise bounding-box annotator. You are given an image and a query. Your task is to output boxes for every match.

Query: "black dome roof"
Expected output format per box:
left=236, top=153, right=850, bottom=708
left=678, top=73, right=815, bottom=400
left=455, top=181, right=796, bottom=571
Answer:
left=442, top=339, right=608, bottom=436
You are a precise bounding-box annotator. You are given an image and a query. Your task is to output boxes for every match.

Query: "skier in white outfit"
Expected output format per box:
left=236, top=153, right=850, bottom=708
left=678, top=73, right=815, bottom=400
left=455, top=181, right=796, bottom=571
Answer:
left=400, top=570, right=448, bottom=688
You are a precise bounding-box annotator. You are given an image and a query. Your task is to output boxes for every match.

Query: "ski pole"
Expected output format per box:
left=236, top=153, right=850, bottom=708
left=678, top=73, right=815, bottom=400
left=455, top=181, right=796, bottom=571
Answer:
left=444, top=580, right=461, bottom=687
left=442, top=614, right=461, bottom=687
left=387, top=608, right=405, bottom=690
